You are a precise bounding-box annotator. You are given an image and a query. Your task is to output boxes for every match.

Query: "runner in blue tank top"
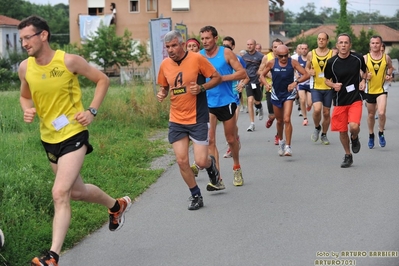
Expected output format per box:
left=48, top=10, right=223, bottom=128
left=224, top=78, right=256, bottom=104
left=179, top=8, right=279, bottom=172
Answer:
left=199, top=26, right=248, bottom=189
left=260, top=45, right=309, bottom=157
left=295, top=43, right=312, bottom=126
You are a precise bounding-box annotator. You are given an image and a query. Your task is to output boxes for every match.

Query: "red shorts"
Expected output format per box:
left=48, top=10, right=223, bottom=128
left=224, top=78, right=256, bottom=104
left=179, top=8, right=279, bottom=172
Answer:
left=331, top=101, right=362, bottom=132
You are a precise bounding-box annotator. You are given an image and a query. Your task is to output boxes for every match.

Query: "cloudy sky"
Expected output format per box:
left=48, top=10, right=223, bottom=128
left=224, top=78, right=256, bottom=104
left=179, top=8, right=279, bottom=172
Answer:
left=28, top=0, right=398, bottom=17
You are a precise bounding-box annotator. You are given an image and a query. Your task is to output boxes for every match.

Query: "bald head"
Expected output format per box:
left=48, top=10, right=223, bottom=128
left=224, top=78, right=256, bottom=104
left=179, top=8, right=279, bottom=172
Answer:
left=246, top=38, right=257, bottom=53
left=276, top=45, right=289, bottom=54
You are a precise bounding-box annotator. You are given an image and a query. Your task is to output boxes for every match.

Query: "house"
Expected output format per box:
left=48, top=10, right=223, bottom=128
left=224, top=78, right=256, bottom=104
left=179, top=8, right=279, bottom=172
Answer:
left=286, top=24, right=399, bottom=53
left=68, top=0, right=281, bottom=53
left=0, top=15, right=22, bottom=58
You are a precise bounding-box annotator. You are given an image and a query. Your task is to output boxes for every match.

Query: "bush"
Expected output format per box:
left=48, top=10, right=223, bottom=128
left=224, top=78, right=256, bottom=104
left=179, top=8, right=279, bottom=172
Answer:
left=0, top=68, right=19, bottom=91
left=0, top=52, right=26, bottom=91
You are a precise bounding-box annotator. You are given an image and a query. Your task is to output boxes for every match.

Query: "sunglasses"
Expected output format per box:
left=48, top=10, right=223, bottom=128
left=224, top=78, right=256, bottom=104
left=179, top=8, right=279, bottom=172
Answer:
left=277, top=53, right=289, bottom=58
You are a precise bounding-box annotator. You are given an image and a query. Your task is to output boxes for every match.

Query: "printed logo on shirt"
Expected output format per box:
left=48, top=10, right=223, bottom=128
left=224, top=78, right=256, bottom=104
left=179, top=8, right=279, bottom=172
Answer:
left=172, top=86, right=187, bottom=95
left=50, top=67, right=66, bottom=78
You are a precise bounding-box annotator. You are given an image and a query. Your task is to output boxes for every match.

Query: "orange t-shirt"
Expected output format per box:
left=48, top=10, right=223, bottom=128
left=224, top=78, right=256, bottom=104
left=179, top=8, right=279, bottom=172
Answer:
left=158, top=51, right=216, bottom=124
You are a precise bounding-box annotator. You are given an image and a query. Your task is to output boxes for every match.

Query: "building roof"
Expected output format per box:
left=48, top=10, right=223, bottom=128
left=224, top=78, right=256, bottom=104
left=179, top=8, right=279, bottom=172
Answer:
left=287, top=24, right=399, bottom=44
left=0, top=15, right=20, bottom=26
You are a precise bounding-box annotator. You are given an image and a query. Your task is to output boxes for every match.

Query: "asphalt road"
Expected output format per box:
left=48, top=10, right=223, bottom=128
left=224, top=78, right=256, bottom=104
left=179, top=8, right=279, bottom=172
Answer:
left=62, top=82, right=399, bottom=266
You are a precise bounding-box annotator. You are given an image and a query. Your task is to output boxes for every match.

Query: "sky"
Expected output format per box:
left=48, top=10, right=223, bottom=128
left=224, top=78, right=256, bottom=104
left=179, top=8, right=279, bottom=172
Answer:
left=28, top=0, right=399, bottom=17
left=281, top=0, right=398, bottom=17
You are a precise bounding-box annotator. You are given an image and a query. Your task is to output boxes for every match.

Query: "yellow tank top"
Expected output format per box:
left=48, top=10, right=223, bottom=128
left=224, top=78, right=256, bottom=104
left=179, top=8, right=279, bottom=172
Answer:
left=365, top=53, right=388, bottom=94
left=26, top=50, right=87, bottom=143
left=311, top=49, right=333, bottom=90
left=266, top=52, right=274, bottom=84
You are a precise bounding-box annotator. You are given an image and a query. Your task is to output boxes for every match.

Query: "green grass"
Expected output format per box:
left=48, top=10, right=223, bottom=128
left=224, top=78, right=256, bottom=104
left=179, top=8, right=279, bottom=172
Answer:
left=0, top=85, right=171, bottom=265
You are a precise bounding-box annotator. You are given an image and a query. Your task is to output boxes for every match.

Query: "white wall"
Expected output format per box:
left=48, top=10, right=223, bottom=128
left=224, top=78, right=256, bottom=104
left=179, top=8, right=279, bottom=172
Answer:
left=0, top=26, right=22, bottom=58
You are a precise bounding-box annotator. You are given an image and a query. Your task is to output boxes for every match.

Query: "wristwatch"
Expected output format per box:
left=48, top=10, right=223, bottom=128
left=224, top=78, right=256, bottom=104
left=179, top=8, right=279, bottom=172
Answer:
left=294, top=79, right=299, bottom=83
left=200, top=85, right=206, bottom=93
left=87, top=107, right=97, bottom=117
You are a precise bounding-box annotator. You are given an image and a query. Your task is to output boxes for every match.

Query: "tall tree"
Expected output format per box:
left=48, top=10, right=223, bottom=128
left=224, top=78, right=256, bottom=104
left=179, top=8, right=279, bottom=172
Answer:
left=335, top=0, right=355, bottom=40
left=79, top=24, right=149, bottom=73
left=353, top=28, right=375, bottom=54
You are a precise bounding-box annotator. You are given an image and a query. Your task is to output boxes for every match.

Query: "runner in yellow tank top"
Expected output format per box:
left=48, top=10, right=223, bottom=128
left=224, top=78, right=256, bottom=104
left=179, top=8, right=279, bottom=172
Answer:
left=363, top=35, right=394, bottom=149
left=26, top=50, right=86, bottom=143
left=305, top=32, right=336, bottom=145
left=18, top=15, right=131, bottom=266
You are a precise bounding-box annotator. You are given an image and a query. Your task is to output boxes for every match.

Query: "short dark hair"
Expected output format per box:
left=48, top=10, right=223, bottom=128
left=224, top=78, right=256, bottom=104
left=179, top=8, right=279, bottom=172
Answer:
left=200, top=26, right=218, bottom=37
left=223, top=36, right=235, bottom=46
left=18, top=15, right=51, bottom=42
left=337, top=33, right=352, bottom=43
left=371, top=35, right=383, bottom=43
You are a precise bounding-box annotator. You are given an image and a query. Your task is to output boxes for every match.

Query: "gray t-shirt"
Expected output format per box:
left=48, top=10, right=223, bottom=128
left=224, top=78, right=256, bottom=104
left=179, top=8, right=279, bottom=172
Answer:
left=242, top=51, right=264, bottom=84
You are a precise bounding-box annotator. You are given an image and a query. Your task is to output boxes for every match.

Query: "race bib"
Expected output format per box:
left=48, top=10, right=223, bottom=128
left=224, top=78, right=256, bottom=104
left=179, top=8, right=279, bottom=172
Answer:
left=52, top=114, right=69, bottom=131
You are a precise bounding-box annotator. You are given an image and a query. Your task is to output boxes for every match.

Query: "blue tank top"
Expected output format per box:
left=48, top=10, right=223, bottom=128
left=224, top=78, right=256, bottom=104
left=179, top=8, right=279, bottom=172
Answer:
left=297, top=56, right=310, bottom=87
left=200, top=46, right=235, bottom=108
left=271, top=58, right=296, bottom=100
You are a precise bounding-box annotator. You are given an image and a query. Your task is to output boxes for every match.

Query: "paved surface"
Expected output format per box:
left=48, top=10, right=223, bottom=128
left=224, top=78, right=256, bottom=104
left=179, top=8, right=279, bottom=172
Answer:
left=62, top=83, right=399, bottom=266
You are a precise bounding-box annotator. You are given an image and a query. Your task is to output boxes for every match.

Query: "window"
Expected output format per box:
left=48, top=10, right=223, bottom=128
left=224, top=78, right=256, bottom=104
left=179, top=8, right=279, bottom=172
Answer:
left=88, top=7, right=104, bottom=15
left=130, top=0, right=139, bottom=12
left=13, top=33, right=17, bottom=51
left=6, top=34, right=11, bottom=49
left=147, top=0, right=157, bottom=12
left=171, top=0, right=189, bottom=11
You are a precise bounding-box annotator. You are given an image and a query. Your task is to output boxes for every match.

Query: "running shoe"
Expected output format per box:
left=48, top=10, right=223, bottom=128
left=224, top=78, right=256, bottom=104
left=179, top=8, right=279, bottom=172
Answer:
left=266, top=118, right=274, bottom=128
left=188, top=195, right=203, bottom=210
left=284, top=145, right=292, bottom=156
left=306, top=105, right=312, bottom=112
left=31, top=252, right=58, bottom=266
left=351, top=135, right=361, bottom=154
left=320, top=135, right=330, bottom=145
left=379, top=134, right=386, bottom=147
left=206, top=155, right=219, bottom=185
left=368, top=136, right=375, bottom=149
left=302, top=118, right=308, bottom=126
left=191, top=163, right=199, bottom=177
left=278, top=139, right=286, bottom=156
left=223, top=148, right=232, bottom=158
left=247, top=124, right=255, bottom=132
left=311, top=128, right=321, bottom=142
left=341, top=154, right=353, bottom=168
left=274, top=134, right=279, bottom=145
left=258, top=107, right=264, bottom=120
left=206, top=179, right=226, bottom=191
left=108, top=196, right=132, bottom=231
left=233, top=168, right=244, bottom=186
